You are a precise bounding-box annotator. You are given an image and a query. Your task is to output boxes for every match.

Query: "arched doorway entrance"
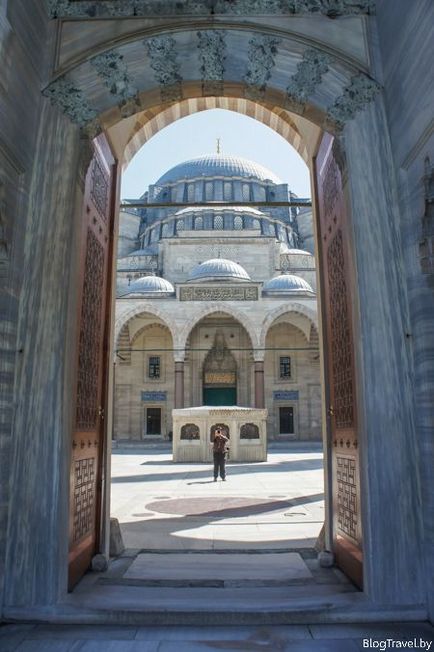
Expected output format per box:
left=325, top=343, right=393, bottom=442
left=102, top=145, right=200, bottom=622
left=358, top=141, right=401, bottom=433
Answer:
left=4, top=10, right=423, bottom=615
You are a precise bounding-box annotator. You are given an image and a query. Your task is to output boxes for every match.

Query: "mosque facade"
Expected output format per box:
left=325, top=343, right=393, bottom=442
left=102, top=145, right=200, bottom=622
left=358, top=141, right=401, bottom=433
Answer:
left=114, top=154, right=321, bottom=441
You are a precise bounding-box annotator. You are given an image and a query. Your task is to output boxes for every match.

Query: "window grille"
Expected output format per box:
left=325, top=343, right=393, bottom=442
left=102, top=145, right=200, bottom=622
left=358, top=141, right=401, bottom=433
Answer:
left=214, top=215, right=224, bottom=230
left=258, top=186, right=266, bottom=201
left=224, top=182, right=232, bottom=200
left=177, top=219, right=185, bottom=232
left=194, top=216, right=203, bottom=230
left=234, top=215, right=243, bottom=230
left=279, top=356, right=291, bottom=379
left=148, top=356, right=161, bottom=379
left=205, top=182, right=213, bottom=200
left=242, top=183, right=250, bottom=201
left=187, top=184, right=195, bottom=202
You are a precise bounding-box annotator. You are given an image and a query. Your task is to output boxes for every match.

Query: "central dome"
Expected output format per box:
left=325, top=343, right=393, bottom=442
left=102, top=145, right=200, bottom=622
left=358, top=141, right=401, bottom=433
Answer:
left=189, top=258, right=251, bottom=283
left=156, top=155, right=281, bottom=185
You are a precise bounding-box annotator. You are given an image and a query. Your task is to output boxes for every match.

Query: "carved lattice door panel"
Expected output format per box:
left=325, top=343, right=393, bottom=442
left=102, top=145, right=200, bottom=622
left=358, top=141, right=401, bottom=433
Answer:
left=315, top=133, right=363, bottom=588
left=68, top=136, right=116, bottom=589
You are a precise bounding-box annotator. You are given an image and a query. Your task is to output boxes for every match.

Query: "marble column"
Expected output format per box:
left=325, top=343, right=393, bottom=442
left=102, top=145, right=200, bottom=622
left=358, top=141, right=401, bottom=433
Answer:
left=254, top=360, right=265, bottom=409
left=175, top=360, right=185, bottom=409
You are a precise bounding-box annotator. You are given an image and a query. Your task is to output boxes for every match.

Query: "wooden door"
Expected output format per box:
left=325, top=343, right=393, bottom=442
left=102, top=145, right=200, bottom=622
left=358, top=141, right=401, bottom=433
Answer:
left=68, top=135, right=117, bottom=589
left=314, top=133, right=363, bottom=588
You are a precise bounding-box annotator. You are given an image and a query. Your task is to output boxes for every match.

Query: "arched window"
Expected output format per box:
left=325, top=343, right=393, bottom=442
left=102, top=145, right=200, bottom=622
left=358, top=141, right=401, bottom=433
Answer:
left=150, top=227, right=159, bottom=242
left=252, top=218, right=261, bottom=230
left=194, top=216, right=203, bottom=230
left=162, top=222, right=172, bottom=238
left=234, top=215, right=243, bottom=230
left=176, top=219, right=185, bottom=232
left=224, top=182, right=232, bottom=200
left=214, top=215, right=224, bottom=230
left=242, top=183, right=250, bottom=201
left=187, top=184, right=195, bottom=202
left=205, top=182, right=213, bottom=200
left=258, top=186, right=266, bottom=201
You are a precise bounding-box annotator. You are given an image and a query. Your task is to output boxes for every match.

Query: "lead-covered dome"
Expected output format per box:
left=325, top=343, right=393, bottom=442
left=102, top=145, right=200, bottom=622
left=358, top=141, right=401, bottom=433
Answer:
left=126, top=275, right=175, bottom=295
left=188, top=258, right=251, bottom=283
left=262, top=273, right=315, bottom=296
left=156, top=155, right=281, bottom=185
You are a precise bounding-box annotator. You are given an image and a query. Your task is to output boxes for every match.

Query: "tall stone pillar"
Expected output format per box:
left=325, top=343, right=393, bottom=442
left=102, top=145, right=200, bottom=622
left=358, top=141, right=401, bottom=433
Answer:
left=254, top=360, right=265, bottom=409
left=175, top=360, right=185, bottom=409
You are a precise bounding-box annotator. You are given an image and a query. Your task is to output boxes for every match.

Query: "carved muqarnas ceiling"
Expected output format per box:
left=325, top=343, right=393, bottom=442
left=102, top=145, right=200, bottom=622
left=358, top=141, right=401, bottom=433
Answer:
left=49, top=0, right=375, bottom=19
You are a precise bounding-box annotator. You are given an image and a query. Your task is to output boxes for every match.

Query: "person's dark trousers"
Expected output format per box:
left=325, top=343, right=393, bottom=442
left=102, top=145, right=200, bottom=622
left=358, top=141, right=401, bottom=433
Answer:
left=213, top=452, right=226, bottom=480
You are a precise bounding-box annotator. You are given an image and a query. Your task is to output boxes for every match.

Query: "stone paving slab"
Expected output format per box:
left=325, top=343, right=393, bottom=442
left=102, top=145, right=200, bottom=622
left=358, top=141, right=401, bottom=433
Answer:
left=111, top=448, right=325, bottom=553
left=124, top=552, right=312, bottom=583
left=2, top=623, right=432, bottom=652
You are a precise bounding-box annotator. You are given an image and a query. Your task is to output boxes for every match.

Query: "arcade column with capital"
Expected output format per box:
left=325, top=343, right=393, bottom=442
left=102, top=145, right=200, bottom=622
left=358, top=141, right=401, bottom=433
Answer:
left=254, top=360, right=265, bottom=409
left=174, top=360, right=185, bottom=409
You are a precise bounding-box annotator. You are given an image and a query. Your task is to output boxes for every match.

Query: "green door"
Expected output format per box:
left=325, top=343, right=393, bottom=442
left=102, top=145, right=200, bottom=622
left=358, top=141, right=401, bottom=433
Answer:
left=203, top=387, right=237, bottom=406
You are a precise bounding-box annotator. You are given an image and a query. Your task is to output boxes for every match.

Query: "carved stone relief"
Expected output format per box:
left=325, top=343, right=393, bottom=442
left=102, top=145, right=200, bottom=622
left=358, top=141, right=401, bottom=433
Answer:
left=286, top=48, right=329, bottom=109
left=49, top=0, right=374, bottom=18
left=43, top=77, right=97, bottom=127
left=197, top=30, right=226, bottom=95
left=327, top=74, right=381, bottom=128
left=146, top=35, right=182, bottom=102
left=244, top=34, right=280, bottom=100
left=91, top=50, right=139, bottom=117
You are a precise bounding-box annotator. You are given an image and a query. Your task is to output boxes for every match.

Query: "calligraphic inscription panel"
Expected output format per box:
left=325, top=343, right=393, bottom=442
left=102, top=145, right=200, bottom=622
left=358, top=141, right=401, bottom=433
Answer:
left=204, top=372, right=236, bottom=385
left=180, top=286, right=258, bottom=301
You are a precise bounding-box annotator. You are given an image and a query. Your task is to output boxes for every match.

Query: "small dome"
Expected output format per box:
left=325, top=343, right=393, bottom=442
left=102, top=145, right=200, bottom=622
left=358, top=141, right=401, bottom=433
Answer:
left=126, top=275, right=174, bottom=295
left=262, top=273, right=315, bottom=296
left=286, top=248, right=313, bottom=256
left=189, top=258, right=251, bottom=283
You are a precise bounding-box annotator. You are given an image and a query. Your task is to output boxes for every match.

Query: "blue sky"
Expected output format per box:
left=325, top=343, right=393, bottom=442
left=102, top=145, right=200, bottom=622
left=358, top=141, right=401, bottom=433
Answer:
left=121, top=109, right=311, bottom=200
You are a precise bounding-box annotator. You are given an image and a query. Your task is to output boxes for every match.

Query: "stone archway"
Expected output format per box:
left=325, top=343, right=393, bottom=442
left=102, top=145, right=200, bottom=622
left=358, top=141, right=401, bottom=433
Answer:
left=4, top=8, right=423, bottom=613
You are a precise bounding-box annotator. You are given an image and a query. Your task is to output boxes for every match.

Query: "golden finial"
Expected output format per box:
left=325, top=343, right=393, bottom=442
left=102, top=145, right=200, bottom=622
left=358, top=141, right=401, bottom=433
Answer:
left=216, top=137, right=221, bottom=154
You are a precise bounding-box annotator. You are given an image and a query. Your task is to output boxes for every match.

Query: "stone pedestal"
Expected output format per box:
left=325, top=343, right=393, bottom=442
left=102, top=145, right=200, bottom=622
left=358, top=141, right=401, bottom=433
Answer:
left=172, top=406, right=268, bottom=462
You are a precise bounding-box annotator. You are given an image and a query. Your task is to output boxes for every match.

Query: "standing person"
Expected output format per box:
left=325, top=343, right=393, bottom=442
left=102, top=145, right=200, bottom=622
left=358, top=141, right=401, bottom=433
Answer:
left=212, top=427, right=229, bottom=482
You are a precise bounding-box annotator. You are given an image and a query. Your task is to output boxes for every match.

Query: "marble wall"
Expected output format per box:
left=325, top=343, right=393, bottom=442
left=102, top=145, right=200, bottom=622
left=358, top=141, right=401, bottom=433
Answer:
left=375, top=0, right=434, bottom=618
left=0, top=0, right=53, bottom=609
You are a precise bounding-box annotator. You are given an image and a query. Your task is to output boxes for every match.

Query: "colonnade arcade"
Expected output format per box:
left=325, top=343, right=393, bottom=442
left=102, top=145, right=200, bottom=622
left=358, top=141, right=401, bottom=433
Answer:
left=114, top=306, right=320, bottom=441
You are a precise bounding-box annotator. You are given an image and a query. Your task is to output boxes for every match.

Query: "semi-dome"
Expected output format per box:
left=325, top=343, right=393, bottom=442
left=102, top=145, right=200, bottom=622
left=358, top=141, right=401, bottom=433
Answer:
left=262, top=273, right=315, bottom=296
left=126, top=275, right=175, bottom=295
left=156, top=155, right=281, bottom=185
left=188, top=258, right=251, bottom=283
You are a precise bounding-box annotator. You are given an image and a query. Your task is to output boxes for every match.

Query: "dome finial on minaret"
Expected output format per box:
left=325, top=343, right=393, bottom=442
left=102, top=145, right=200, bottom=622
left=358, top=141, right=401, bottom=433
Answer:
left=216, top=137, right=221, bottom=154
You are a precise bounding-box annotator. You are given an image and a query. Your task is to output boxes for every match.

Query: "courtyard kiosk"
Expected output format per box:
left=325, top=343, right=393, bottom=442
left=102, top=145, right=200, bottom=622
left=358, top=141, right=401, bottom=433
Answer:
left=172, top=406, right=268, bottom=463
